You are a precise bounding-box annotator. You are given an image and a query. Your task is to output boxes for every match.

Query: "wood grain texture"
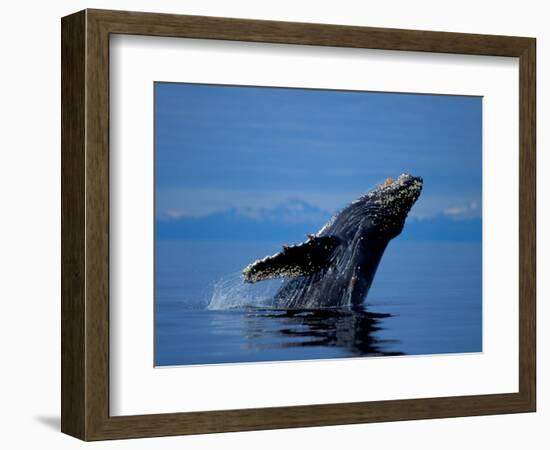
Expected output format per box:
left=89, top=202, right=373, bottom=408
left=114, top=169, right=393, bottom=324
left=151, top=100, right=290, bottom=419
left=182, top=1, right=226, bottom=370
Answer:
left=61, top=8, right=537, bottom=441
left=518, top=39, right=536, bottom=410
left=61, top=10, right=86, bottom=439
left=89, top=8, right=532, bottom=56
left=84, top=10, right=111, bottom=439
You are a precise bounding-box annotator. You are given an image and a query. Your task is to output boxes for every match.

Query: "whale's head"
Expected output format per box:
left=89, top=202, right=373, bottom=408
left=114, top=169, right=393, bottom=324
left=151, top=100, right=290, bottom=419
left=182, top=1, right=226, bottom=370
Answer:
left=319, top=173, right=423, bottom=241
left=363, top=173, right=423, bottom=238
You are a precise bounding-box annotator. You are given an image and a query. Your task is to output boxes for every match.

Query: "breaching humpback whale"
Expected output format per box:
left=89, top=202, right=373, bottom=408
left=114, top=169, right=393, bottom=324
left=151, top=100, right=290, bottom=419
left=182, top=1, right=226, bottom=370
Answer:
left=242, top=173, right=423, bottom=309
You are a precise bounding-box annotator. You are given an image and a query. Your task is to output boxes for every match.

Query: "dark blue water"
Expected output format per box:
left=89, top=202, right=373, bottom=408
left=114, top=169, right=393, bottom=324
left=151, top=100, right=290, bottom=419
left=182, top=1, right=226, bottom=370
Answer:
left=155, top=240, right=482, bottom=366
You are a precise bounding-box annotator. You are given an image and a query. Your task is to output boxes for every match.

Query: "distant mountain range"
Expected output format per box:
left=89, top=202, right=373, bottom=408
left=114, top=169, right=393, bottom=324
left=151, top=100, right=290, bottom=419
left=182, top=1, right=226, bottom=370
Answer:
left=157, top=199, right=481, bottom=242
left=401, top=215, right=481, bottom=241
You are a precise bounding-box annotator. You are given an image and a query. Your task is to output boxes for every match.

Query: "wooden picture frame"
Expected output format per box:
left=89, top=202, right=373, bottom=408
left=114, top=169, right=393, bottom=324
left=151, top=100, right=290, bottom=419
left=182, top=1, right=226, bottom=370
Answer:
left=61, top=8, right=536, bottom=441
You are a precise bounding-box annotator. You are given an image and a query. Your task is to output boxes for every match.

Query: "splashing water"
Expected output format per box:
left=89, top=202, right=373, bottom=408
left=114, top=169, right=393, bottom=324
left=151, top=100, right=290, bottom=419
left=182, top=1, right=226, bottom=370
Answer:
left=207, top=272, right=284, bottom=310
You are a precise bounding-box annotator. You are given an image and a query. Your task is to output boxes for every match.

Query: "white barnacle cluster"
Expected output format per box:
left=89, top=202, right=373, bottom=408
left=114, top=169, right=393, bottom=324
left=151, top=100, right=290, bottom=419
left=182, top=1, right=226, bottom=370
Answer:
left=242, top=260, right=290, bottom=283
left=378, top=174, right=421, bottom=205
left=241, top=252, right=280, bottom=283
left=344, top=174, right=421, bottom=219
left=367, top=174, right=422, bottom=230
left=241, top=239, right=311, bottom=283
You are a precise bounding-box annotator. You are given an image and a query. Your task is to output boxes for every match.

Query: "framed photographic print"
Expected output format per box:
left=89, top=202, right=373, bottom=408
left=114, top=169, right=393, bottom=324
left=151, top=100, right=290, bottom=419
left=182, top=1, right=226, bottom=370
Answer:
left=61, top=9, right=536, bottom=440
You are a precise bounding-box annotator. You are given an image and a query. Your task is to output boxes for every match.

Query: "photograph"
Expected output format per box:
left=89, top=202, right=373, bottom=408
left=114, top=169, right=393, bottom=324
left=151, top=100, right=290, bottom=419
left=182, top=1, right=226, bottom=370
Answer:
left=154, top=82, right=483, bottom=366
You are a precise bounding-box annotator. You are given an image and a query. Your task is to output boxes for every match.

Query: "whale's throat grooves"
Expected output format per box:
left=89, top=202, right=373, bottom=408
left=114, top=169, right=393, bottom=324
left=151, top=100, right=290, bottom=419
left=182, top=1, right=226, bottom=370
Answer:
left=274, top=233, right=389, bottom=309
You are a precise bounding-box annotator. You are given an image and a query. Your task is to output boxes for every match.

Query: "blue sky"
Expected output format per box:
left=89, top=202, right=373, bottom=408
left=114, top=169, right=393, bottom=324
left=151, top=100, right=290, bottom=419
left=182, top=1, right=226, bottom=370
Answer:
left=155, top=82, right=482, bottom=239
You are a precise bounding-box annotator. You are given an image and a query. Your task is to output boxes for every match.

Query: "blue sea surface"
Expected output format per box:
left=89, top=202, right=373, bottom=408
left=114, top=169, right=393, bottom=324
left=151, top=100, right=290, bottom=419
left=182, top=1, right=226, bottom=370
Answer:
left=155, top=240, right=482, bottom=366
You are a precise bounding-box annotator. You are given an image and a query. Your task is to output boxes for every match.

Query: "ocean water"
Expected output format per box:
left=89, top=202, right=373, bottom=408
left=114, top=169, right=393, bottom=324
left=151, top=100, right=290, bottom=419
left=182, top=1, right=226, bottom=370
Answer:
left=155, top=240, right=482, bottom=366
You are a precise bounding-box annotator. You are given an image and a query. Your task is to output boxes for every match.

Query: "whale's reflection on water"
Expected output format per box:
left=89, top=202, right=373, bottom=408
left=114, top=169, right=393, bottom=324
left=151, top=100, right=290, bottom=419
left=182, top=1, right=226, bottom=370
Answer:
left=240, top=307, right=404, bottom=357
left=155, top=240, right=482, bottom=366
left=156, top=305, right=404, bottom=366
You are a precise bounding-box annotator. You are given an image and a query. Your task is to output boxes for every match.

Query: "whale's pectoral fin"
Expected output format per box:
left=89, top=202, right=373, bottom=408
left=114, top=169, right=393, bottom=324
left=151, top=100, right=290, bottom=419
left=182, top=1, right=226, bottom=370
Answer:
left=242, top=236, right=341, bottom=283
